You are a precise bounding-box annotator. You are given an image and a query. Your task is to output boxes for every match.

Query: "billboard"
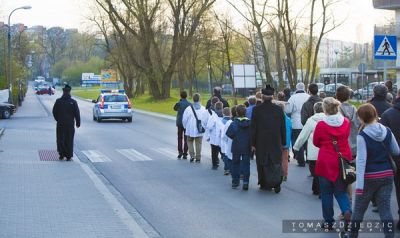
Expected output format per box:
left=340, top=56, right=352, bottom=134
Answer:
left=81, top=73, right=95, bottom=81
left=101, top=69, right=118, bottom=83
left=232, top=64, right=256, bottom=89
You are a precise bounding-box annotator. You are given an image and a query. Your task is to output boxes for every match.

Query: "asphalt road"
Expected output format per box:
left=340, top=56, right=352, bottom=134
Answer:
left=4, top=89, right=398, bottom=238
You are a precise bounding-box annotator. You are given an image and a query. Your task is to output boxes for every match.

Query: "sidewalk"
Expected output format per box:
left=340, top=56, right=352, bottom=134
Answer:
left=0, top=89, right=151, bottom=238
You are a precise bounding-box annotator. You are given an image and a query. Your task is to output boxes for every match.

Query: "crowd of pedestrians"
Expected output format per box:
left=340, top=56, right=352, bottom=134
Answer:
left=174, top=82, right=400, bottom=237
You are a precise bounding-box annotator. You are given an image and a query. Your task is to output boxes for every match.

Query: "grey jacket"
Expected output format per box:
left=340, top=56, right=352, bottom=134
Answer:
left=340, top=102, right=360, bottom=156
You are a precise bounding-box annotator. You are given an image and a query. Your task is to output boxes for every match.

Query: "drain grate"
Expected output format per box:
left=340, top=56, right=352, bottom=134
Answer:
left=39, top=150, right=72, bottom=161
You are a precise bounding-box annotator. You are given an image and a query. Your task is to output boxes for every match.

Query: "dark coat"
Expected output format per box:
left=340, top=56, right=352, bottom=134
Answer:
left=206, top=95, right=229, bottom=109
left=52, top=94, right=81, bottom=127
left=174, top=99, right=191, bottom=126
left=300, top=95, right=322, bottom=125
left=226, top=118, right=251, bottom=155
left=380, top=98, right=400, bottom=147
left=370, top=96, right=392, bottom=117
left=251, top=100, right=286, bottom=165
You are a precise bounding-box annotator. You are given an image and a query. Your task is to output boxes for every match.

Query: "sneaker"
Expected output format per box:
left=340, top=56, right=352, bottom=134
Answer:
left=182, top=155, right=187, bottom=160
left=274, top=185, right=281, bottom=193
left=338, top=213, right=345, bottom=220
left=282, top=176, right=287, bottom=182
left=195, top=159, right=200, bottom=163
left=66, top=157, right=72, bottom=161
left=59, top=156, right=64, bottom=160
left=297, top=163, right=306, bottom=167
left=190, top=158, right=195, bottom=163
left=224, top=170, right=230, bottom=176
left=242, top=184, right=249, bottom=191
left=232, top=182, right=239, bottom=189
left=177, top=154, right=183, bottom=159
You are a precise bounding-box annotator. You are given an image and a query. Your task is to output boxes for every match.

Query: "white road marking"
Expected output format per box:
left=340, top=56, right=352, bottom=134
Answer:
left=152, top=148, right=177, bottom=160
left=116, top=149, right=153, bottom=162
left=82, top=150, right=112, bottom=163
left=73, top=153, right=150, bottom=238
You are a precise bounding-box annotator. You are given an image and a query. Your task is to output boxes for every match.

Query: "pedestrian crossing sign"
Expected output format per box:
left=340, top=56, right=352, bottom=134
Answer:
left=374, top=35, right=397, bottom=60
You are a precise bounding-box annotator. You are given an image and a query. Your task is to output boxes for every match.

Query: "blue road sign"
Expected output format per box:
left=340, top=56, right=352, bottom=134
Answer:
left=374, top=35, right=397, bottom=60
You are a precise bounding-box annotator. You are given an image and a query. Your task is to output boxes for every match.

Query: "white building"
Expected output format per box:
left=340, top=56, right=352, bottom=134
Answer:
left=317, top=38, right=364, bottom=68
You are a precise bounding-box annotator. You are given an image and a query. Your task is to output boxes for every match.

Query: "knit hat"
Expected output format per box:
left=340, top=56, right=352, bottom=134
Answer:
left=262, top=85, right=275, bottom=96
left=373, top=84, right=388, bottom=97
left=296, top=82, right=305, bottom=91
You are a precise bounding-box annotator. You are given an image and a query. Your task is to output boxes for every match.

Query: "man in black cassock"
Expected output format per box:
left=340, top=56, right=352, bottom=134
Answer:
left=251, top=85, right=286, bottom=192
left=52, top=85, right=80, bottom=161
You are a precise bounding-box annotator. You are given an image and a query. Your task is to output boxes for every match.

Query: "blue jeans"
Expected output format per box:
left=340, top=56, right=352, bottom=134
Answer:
left=222, top=154, right=232, bottom=171
left=232, top=154, right=250, bottom=184
left=319, top=176, right=351, bottom=225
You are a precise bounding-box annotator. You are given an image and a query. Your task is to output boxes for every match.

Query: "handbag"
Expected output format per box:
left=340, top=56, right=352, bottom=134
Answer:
left=332, top=137, right=356, bottom=184
left=190, top=105, right=205, bottom=133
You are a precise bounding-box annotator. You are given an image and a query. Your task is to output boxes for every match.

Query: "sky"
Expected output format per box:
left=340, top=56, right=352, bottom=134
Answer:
left=0, top=0, right=395, bottom=44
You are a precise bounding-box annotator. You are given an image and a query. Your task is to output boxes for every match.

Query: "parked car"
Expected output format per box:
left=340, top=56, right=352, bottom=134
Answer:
left=353, top=82, right=385, bottom=100
left=222, top=84, right=233, bottom=95
left=92, top=90, right=133, bottom=122
left=0, top=102, right=16, bottom=119
left=319, top=83, right=353, bottom=98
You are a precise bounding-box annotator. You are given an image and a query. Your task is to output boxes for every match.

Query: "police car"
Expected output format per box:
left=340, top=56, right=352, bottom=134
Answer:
left=92, top=90, right=133, bottom=122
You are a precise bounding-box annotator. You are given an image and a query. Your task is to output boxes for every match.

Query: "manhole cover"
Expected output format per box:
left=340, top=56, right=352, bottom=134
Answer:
left=38, top=150, right=73, bottom=161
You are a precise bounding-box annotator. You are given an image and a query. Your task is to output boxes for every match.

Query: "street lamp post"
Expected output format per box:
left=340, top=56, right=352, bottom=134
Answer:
left=207, top=64, right=212, bottom=95
left=334, top=49, right=339, bottom=92
left=7, top=5, right=32, bottom=103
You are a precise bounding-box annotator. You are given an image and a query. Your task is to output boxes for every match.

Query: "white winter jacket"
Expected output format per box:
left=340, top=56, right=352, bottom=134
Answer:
left=293, top=113, right=325, bottom=161
left=182, top=103, right=208, bottom=138
left=285, top=91, right=310, bottom=129
left=220, top=119, right=233, bottom=160
left=206, top=110, right=222, bottom=146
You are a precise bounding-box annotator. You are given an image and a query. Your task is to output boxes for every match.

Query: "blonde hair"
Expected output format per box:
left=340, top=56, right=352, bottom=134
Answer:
left=273, top=100, right=286, bottom=111
left=322, top=97, right=341, bottom=115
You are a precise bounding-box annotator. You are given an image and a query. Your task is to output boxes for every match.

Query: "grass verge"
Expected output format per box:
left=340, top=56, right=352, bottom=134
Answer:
left=72, top=87, right=245, bottom=116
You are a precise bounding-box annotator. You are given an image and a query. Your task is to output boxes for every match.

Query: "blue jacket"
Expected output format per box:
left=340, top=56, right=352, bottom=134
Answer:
left=174, top=99, right=191, bottom=126
left=246, top=105, right=256, bottom=120
left=226, top=117, right=251, bottom=155
left=284, top=113, right=292, bottom=148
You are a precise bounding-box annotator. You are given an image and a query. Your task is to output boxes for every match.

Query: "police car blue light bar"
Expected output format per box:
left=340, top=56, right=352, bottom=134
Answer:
left=100, top=89, right=125, bottom=94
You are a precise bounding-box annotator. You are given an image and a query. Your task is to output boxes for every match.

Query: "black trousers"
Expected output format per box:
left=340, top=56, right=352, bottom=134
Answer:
left=257, top=163, right=266, bottom=187
left=292, top=129, right=305, bottom=165
left=308, top=161, right=320, bottom=195
left=177, top=126, right=188, bottom=155
left=56, top=125, right=75, bottom=158
left=211, top=144, right=220, bottom=167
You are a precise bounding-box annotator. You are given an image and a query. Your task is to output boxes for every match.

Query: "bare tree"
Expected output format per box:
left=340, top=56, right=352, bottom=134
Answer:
left=95, top=0, right=216, bottom=99
left=227, top=0, right=274, bottom=86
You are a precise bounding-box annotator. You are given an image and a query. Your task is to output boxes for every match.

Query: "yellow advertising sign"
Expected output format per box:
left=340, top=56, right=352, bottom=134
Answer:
left=101, top=69, right=118, bottom=83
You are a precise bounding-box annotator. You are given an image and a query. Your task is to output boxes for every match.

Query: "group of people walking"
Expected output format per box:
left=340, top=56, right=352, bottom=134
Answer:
left=174, top=82, right=400, bottom=237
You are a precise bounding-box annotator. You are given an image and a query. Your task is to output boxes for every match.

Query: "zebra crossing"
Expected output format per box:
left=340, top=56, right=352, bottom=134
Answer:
left=81, top=147, right=178, bottom=163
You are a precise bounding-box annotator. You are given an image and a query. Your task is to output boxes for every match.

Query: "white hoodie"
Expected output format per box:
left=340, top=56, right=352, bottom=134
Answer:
left=293, top=113, right=325, bottom=161
left=206, top=110, right=222, bottom=146
left=182, top=103, right=209, bottom=138
left=220, top=119, right=233, bottom=160
left=285, top=91, right=310, bottom=129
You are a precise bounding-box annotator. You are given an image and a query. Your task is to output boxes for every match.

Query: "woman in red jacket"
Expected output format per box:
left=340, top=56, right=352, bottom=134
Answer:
left=313, top=97, right=352, bottom=230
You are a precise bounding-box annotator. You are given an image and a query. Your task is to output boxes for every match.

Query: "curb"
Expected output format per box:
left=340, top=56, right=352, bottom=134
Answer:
left=134, top=109, right=175, bottom=121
